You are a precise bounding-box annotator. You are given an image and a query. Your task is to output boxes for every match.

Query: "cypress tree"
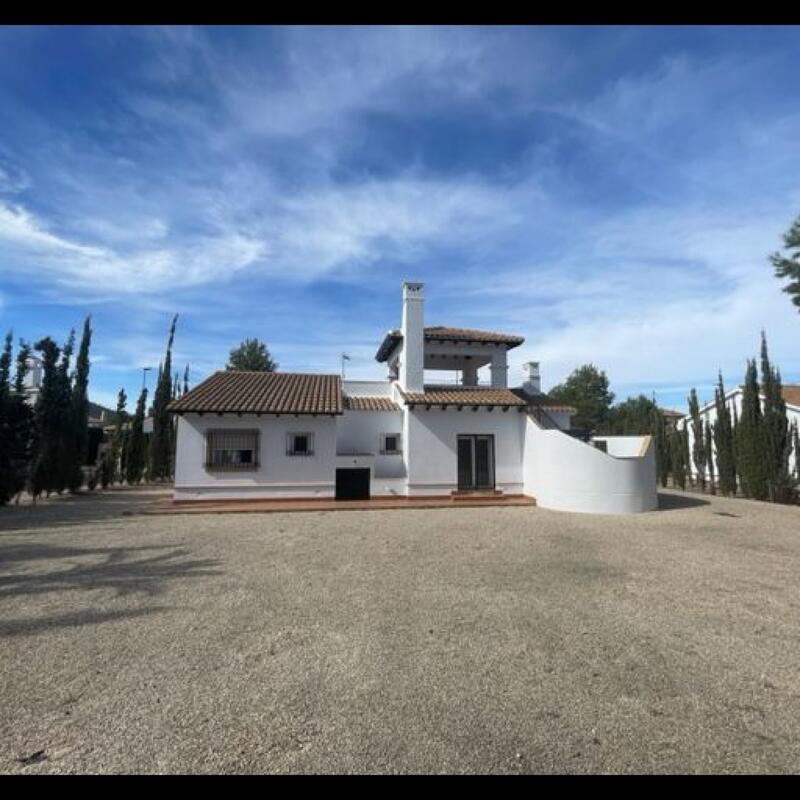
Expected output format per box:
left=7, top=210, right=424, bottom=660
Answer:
left=760, top=333, right=794, bottom=503
left=652, top=401, right=670, bottom=488
left=126, top=387, right=148, bottom=485
left=149, top=314, right=178, bottom=481
left=183, top=364, right=190, bottom=396
left=732, top=404, right=740, bottom=495
left=99, top=388, right=127, bottom=489
left=68, top=316, right=92, bottom=492
left=0, top=333, right=15, bottom=504
left=29, top=337, right=61, bottom=499
left=705, top=422, right=716, bottom=495
left=112, top=388, right=128, bottom=485
left=681, top=425, right=694, bottom=486
left=688, top=388, right=707, bottom=491
left=713, top=373, right=737, bottom=496
left=738, top=358, right=768, bottom=500
left=0, top=334, right=32, bottom=505
left=0, top=332, right=11, bottom=390
left=792, top=422, right=800, bottom=485
left=670, top=429, right=687, bottom=490
left=53, top=330, right=76, bottom=494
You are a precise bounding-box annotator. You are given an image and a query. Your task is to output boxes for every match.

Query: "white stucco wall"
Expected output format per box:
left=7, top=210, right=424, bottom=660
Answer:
left=524, top=418, right=658, bottom=514
left=546, top=409, right=573, bottom=431
left=174, top=413, right=338, bottom=500
left=342, top=380, right=393, bottom=397
left=336, top=409, right=406, bottom=479
left=592, top=436, right=647, bottom=457
left=405, top=407, right=527, bottom=495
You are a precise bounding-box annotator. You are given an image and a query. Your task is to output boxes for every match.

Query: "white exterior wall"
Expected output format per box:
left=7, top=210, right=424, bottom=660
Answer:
left=405, top=407, right=527, bottom=495
left=174, top=413, right=338, bottom=500
left=546, top=410, right=573, bottom=431
left=523, top=418, right=658, bottom=514
left=342, top=380, right=393, bottom=397
left=336, top=410, right=406, bottom=480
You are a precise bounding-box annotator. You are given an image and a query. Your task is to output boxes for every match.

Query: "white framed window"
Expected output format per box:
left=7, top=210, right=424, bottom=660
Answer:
left=287, top=432, right=315, bottom=456
left=205, top=429, right=260, bottom=471
left=380, top=433, right=402, bottom=455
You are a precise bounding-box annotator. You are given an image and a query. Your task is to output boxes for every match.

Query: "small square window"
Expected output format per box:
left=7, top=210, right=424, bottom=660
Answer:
left=287, top=432, right=314, bottom=456
left=381, top=433, right=402, bottom=455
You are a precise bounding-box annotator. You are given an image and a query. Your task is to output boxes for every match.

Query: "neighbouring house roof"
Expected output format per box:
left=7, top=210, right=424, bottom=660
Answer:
left=168, top=371, right=343, bottom=416
left=344, top=395, right=401, bottom=412
left=398, top=387, right=528, bottom=408
left=783, top=384, right=800, bottom=407
left=375, top=326, right=525, bottom=362
left=686, top=383, right=800, bottom=420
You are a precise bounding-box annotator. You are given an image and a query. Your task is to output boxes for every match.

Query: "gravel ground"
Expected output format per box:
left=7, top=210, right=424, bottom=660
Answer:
left=1, top=487, right=799, bottom=774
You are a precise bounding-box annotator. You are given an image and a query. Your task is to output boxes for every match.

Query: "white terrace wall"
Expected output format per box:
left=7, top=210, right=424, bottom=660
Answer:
left=335, top=409, right=406, bottom=480
left=342, top=380, right=394, bottom=397
left=174, top=413, right=338, bottom=501
left=523, top=418, right=657, bottom=513
left=405, top=407, right=527, bottom=495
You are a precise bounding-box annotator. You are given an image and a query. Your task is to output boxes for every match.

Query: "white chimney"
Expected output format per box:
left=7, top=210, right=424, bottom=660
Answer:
left=399, top=281, right=424, bottom=393
left=522, top=361, right=541, bottom=395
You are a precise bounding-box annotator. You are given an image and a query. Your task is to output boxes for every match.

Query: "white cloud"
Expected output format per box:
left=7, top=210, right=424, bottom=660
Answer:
left=0, top=201, right=266, bottom=293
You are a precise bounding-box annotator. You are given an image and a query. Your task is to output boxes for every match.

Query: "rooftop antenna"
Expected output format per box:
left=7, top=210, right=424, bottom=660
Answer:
left=340, top=353, right=351, bottom=381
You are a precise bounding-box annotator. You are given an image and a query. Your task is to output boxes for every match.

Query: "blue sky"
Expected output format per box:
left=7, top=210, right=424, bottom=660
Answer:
left=1, top=25, right=799, bottom=413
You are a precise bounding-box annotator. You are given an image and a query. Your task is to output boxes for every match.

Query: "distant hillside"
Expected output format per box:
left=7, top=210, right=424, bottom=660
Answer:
left=88, top=401, right=121, bottom=425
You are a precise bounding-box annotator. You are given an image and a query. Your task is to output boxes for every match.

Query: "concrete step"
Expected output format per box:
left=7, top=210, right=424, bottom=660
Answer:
left=451, top=490, right=504, bottom=502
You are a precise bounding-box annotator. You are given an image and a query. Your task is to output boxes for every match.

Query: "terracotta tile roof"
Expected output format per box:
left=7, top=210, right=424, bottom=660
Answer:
left=398, top=387, right=527, bottom=407
left=376, top=326, right=525, bottom=361
left=783, top=385, right=800, bottom=407
left=168, top=372, right=343, bottom=415
left=344, top=395, right=401, bottom=412
left=424, top=326, right=525, bottom=346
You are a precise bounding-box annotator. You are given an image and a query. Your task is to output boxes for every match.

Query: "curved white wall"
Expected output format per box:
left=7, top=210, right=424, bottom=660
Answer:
left=523, top=419, right=657, bottom=514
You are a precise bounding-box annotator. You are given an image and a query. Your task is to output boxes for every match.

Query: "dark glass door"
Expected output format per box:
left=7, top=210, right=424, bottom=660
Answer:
left=475, top=436, right=492, bottom=488
left=457, top=437, right=473, bottom=490
left=457, top=435, right=494, bottom=490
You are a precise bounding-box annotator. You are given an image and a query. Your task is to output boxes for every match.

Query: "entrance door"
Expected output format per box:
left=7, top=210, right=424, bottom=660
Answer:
left=335, top=468, right=371, bottom=500
left=456, top=435, right=495, bottom=490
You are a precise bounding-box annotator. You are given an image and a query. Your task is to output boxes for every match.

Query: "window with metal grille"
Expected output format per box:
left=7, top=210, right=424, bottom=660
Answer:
left=380, top=433, right=402, bottom=455
left=287, top=432, right=314, bottom=456
left=205, top=429, right=260, bottom=471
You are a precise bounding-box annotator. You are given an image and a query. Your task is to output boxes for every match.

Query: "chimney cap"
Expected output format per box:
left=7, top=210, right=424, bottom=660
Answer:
left=402, top=281, right=424, bottom=295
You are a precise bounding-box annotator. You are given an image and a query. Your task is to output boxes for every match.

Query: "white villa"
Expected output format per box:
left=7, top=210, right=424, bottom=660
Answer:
left=678, top=384, right=800, bottom=480
left=170, top=282, right=658, bottom=513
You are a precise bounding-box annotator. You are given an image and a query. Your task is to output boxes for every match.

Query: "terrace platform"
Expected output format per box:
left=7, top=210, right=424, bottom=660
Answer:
left=146, top=493, right=536, bottom=515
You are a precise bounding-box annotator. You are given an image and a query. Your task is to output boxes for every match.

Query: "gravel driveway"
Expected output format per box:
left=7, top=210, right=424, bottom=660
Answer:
left=2, top=488, right=799, bottom=773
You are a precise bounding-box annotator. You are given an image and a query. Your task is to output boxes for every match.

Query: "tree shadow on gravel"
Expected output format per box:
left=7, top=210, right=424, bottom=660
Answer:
left=0, top=606, right=169, bottom=638
left=0, top=540, right=221, bottom=601
left=0, top=490, right=169, bottom=534
left=657, top=492, right=711, bottom=510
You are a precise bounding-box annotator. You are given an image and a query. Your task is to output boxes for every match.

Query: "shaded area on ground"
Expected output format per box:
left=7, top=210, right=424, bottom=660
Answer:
left=657, top=492, right=711, bottom=510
